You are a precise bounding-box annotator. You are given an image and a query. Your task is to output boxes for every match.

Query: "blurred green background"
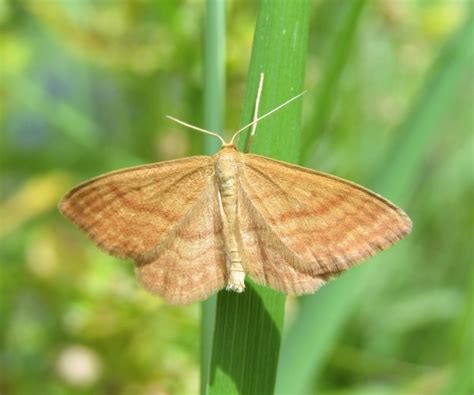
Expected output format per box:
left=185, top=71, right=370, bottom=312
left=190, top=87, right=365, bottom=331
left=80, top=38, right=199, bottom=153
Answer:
left=1, top=1, right=472, bottom=394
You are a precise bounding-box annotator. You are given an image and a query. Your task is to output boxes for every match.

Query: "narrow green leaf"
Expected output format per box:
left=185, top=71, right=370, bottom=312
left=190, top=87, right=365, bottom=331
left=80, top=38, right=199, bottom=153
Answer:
left=371, top=11, right=474, bottom=198
left=439, top=267, right=474, bottom=395
left=201, top=1, right=226, bottom=394
left=208, top=1, right=311, bottom=394
left=301, top=0, right=366, bottom=164
left=276, top=11, right=474, bottom=395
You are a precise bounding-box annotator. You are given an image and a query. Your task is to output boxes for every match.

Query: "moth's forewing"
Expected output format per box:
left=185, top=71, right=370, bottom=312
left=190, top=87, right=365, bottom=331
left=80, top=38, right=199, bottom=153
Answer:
left=236, top=153, right=411, bottom=295
left=59, top=156, right=214, bottom=261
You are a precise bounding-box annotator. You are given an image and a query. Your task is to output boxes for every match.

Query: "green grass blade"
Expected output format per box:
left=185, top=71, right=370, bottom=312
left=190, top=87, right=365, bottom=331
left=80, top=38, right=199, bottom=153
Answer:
left=439, top=265, right=474, bottom=395
left=301, top=0, right=366, bottom=164
left=371, top=11, right=474, bottom=197
left=201, top=1, right=226, bottom=394
left=208, top=1, right=310, bottom=394
left=276, top=11, right=474, bottom=395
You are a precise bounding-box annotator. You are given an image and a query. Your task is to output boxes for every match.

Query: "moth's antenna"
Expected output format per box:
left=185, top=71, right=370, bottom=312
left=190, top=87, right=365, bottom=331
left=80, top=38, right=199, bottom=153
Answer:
left=166, top=115, right=226, bottom=145
left=244, top=73, right=265, bottom=153
left=230, top=90, right=306, bottom=145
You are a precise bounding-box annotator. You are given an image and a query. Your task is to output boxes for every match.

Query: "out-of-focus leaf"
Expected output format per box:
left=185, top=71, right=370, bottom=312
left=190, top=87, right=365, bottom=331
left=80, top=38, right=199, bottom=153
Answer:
left=301, top=0, right=366, bottom=164
left=0, top=172, right=71, bottom=238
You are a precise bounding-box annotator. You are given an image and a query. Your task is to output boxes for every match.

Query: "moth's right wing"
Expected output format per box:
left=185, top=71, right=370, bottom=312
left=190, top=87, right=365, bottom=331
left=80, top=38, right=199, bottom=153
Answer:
left=237, top=153, right=411, bottom=296
left=237, top=185, right=326, bottom=296
left=59, top=156, right=216, bottom=261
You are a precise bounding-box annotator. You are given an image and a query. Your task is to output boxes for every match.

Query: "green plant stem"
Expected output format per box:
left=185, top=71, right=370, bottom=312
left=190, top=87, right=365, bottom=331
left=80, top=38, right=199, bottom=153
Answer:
left=207, top=1, right=310, bottom=394
left=201, top=1, right=225, bottom=394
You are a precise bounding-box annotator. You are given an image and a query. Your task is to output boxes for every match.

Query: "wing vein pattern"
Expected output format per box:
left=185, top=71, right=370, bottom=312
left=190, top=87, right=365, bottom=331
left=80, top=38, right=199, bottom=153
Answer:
left=237, top=153, right=412, bottom=295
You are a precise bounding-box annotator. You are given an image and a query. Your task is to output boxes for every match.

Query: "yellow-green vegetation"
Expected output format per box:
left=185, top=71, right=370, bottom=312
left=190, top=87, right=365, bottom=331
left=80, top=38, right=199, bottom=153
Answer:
left=1, top=1, right=472, bottom=395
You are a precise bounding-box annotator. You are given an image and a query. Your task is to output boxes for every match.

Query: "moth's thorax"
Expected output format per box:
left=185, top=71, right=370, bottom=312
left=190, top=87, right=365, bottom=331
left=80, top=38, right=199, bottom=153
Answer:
left=214, top=146, right=240, bottom=193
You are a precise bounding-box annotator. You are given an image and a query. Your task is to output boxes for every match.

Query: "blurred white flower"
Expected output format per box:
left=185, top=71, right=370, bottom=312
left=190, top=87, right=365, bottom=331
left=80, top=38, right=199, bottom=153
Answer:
left=55, top=345, right=102, bottom=387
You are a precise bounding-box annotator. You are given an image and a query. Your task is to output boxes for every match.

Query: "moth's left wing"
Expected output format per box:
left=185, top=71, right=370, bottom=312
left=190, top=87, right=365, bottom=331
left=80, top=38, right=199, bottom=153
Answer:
left=60, top=156, right=227, bottom=304
left=237, top=153, right=411, bottom=295
left=59, top=156, right=215, bottom=261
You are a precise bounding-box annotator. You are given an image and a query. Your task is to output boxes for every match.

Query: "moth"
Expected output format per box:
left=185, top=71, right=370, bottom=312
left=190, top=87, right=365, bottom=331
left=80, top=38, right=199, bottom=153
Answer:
left=59, top=89, right=412, bottom=305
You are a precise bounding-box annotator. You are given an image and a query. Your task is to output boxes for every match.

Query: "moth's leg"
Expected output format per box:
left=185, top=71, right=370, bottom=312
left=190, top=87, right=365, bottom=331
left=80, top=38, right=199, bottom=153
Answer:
left=244, top=73, right=265, bottom=153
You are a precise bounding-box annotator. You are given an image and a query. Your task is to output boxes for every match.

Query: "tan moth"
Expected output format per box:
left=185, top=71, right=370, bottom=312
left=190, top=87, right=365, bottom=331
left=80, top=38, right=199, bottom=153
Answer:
left=59, top=77, right=412, bottom=305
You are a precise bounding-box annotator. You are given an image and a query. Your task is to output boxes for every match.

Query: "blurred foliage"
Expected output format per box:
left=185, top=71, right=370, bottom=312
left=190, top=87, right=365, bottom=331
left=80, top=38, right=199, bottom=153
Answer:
left=0, top=1, right=472, bottom=395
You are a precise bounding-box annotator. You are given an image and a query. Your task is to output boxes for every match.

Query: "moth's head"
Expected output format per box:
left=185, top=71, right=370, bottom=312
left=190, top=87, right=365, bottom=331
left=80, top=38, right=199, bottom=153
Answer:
left=220, top=143, right=238, bottom=151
